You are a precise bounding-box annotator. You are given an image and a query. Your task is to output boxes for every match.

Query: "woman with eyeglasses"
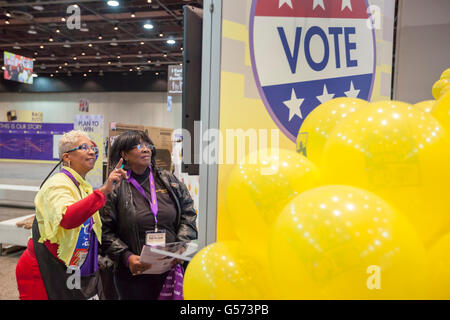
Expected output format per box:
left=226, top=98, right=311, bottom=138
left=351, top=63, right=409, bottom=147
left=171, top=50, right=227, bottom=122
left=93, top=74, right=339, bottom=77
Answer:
left=16, top=130, right=128, bottom=300
left=101, top=130, right=197, bottom=300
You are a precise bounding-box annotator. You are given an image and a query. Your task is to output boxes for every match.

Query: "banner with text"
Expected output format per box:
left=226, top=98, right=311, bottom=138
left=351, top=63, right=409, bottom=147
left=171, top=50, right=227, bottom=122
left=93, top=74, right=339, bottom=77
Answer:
left=0, top=122, right=73, bottom=161
left=74, top=115, right=104, bottom=188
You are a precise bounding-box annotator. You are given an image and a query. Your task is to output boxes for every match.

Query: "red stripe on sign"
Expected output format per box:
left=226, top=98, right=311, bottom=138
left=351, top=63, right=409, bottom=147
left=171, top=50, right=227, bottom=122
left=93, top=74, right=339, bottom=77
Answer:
left=255, top=0, right=370, bottom=19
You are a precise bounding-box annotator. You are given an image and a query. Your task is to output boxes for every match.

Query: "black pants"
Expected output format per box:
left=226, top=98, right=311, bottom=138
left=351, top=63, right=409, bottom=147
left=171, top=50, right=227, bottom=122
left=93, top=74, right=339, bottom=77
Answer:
left=113, top=266, right=169, bottom=300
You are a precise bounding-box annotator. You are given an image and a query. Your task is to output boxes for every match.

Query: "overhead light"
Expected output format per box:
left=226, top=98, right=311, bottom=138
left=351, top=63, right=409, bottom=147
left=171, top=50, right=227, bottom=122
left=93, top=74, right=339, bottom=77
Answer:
left=56, top=29, right=60, bottom=33
left=58, top=66, right=62, bottom=69
left=159, top=33, right=163, bottom=37
left=13, top=43, right=21, bottom=50
left=113, top=24, right=119, bottom=31
left=40, top=45, right=44, bottom=49
left=32, top=73, right=38, bottom=77
left=63, top=41, right=71, bottom=48
left=155, top=72, right=159, bottom=76
left=147, top=60, right=151, bottom=63
left=163, top=53, right=167, bottom=58
left=64, top=62, right=68, bottom=66
left=28, top=29, right=37, bottom=35
left=5, top=19, right=10, bottom=25
left=34, top=52, right=38, bottom=56
left=5, top=11, right=11, bottom=18
left=110, top=38, right=118, bottom=46
left=49, top=38, right=54, bottom=42
left=83, top=73, right=87, bottom=77
left=88, top=43, right=93, bottom=47
left=166, top=39, right=176, bottom=45
left=55, top=70, right=59, bottom=73
left=61, top=17, right=66, bottom=22
left=181, top=47, right=183, bottom=51
left=107, top=0, right=120, bottom=6
left=1, top=66, right=4, bottom=70
left=88, top=69, right=92, bottom=73
left=107, top=61, right=111, bottom=64
left=81, top=52, right=85, bottom=56
left=33, top=5, right=44, bottom=11
left=73, top=57, right=77, bottom=60
left=131, top=12, right=136, bottom=18
left=98, top=34, right=103, bottom=40
left=147, top=0, right=152, bottom=3
left=50, top=74, right=54, bottom=77
left=143, top=23, right=153, bottom=30
left=129, top=68, right=133, bottom=72
left=140, top=41, right=145, bottom=45
left=117, top=55, right=120, bottom=59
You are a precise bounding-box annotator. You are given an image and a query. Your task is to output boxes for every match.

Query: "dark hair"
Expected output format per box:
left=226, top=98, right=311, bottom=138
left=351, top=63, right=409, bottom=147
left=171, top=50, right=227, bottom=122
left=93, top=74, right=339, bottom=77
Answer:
left=109, top=130, right=157, bottom=169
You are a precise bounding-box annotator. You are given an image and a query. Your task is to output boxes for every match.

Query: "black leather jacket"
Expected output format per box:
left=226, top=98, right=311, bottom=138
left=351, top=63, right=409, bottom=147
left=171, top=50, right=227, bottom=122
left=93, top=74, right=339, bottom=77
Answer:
left=100, top=168, right=198, bottom=267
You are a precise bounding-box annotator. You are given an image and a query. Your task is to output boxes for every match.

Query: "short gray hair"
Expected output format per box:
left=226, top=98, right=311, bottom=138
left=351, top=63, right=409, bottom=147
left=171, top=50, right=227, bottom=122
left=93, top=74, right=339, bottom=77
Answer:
left=58, top=130, right=90, bottom=159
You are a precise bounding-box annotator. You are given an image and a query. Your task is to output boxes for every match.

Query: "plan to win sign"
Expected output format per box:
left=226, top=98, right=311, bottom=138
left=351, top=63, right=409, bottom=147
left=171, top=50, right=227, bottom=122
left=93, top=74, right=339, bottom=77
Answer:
left=75, top=115, right=104, bottom=188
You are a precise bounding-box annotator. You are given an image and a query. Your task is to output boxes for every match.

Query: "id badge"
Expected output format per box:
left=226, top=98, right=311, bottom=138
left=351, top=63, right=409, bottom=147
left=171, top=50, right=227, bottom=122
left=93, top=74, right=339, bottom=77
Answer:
left=146, top=229, right=166, bottom=246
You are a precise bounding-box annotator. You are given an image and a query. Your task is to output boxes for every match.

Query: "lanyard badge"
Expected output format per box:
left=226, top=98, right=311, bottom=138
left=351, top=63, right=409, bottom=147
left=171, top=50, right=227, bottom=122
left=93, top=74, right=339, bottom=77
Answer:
left=145, top=229, right=166, bottom=246
left=127, top=166, right=161, bottom=232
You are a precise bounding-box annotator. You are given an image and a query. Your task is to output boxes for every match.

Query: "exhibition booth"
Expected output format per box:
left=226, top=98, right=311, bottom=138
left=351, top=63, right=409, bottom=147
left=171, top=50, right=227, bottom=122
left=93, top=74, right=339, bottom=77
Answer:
left=0, top=0, right=450, bottom=300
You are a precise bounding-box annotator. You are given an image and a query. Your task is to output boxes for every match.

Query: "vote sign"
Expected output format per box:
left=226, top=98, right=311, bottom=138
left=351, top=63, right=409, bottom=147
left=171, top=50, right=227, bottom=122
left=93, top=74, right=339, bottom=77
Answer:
left=250, top=0, right=376, bottom=141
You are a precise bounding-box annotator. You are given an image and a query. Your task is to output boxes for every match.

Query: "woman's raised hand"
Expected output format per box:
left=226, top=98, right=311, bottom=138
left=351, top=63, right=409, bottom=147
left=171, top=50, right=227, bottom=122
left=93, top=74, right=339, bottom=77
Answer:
left=99, top=158, right=128, bottom=195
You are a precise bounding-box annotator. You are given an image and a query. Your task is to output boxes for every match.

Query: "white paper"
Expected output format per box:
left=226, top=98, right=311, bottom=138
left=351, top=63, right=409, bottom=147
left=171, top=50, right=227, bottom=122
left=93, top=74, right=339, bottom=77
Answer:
left=139, top=241, right=199, bottom=274
left=139, top=245, right=176, bottom=275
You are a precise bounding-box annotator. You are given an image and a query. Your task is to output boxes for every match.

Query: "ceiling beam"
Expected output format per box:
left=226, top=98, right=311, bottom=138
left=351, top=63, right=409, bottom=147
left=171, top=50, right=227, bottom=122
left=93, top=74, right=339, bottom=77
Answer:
left=0, top=0, right=104, bottom=7
left=0, top=36, right=183, bottom=48
left=0, top=10, right=175, bottom=26
left=33, top=52, right=182, bottom=61
left=34, top=60, right=182, bottom=70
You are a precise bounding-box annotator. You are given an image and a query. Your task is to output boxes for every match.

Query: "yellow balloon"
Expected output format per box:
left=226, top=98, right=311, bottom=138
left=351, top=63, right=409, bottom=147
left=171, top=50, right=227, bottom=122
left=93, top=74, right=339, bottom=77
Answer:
left=431, top=90, right=450, bottom=132
left=428, top=233, right=450, bottom=299
left=321, top=100, right=450, bottom=248
left=297, top=97, right=369, bottom=166
left=269, top=185, right=430, bottom=299
left=440, top=68, right=450, bottom=80
left=413, top=100, right=435, bottom=113
left=432, top=79, right=450, bottom=100
left=226, top=149, right=320, bottom=256
left=183, top=241, right=270, bottom=299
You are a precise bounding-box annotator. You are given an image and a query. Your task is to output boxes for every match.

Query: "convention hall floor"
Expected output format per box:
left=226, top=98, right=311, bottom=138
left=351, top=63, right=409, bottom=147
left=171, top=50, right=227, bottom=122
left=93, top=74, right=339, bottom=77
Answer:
left=0, top=162, right=48, bottom=300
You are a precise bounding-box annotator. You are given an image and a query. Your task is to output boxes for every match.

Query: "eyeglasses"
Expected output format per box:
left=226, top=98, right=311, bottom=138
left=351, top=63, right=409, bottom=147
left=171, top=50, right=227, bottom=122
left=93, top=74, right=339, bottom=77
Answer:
left=133, top=143, right=154, bottom=151
left=67, top=143, right=99, bottom=157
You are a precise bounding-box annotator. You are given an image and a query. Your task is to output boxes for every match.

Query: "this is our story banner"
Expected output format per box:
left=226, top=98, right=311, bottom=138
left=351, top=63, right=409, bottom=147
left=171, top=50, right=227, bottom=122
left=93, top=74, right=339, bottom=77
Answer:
left=0, top=122, right=74, bottom=161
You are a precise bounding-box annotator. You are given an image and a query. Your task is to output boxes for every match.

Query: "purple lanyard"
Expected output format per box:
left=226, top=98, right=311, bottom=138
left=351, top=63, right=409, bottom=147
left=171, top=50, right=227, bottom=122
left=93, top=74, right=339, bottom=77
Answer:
left=127, top=166, right=159, bottom=229
left=61, top=169, right=93, bottom=229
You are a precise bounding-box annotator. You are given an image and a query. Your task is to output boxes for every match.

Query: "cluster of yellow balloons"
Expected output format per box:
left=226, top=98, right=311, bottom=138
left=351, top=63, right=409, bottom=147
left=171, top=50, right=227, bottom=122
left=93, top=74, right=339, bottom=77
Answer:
left=184, top=68, right=450, bottom=299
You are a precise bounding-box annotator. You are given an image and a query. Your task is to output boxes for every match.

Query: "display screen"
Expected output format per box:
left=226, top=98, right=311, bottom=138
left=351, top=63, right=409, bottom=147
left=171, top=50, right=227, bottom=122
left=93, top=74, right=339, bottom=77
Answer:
left=3, top=51, right=34, bottom=84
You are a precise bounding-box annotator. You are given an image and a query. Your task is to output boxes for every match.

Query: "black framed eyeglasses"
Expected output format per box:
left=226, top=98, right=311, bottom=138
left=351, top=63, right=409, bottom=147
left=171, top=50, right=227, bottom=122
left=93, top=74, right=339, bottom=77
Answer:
left=133, top=143, right=154, bottom=151
left=67, top=143, right=99, bottom=157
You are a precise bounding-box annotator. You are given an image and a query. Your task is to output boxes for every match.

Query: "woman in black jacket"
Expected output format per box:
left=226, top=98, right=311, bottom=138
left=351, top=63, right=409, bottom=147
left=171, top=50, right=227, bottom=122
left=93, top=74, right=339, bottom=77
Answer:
left=101, top=130, right=197, bottom=300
